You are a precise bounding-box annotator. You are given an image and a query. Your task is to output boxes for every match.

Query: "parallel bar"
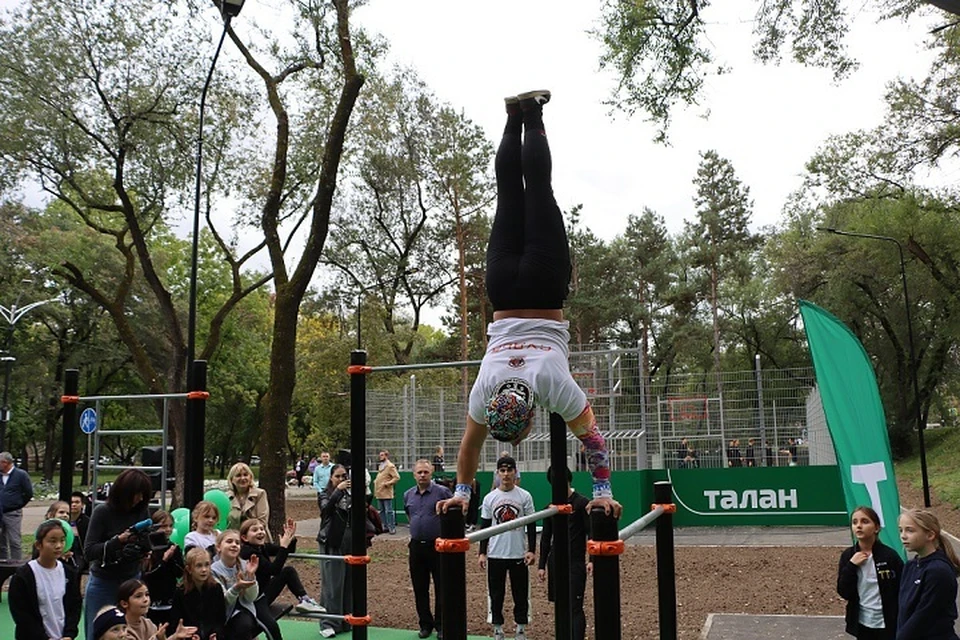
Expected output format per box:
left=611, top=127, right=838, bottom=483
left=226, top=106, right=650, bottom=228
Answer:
left=79, top=392, right=191, bottom=401
left=466, top=506, right=559, bottom=544
left=655, top=481, right=678, bottom=640
left=350, top=350, right=369, bottom=640
left=368, top=359, right=482, bottom=373
left=618, top=505, right=665, bottom=541
left=288, top=553, right=349, bottom=562
left=591, top=508, right=621, bottom=640
left=549, top=412, right=572, bottom=640
left=440, top=505, right=467, bottom=640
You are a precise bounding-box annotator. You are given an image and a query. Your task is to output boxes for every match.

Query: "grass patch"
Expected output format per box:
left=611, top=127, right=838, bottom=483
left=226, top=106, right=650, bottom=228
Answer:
left=895, top=426, right=960, bottom=508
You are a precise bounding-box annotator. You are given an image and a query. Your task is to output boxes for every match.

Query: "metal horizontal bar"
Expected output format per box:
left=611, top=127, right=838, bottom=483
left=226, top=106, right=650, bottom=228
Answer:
left=97, top=430, right=163, bottom=436
left=369, top=359, right=483, bottom=373
left=467, top=506, right=559, bottom=544
left=619, top=505, right=665, bottom=541
left=80, top=393, right=190, bottom=401
left=96, top=465, right=161, bottom=471
left=287, top=552, right=348, bottom=562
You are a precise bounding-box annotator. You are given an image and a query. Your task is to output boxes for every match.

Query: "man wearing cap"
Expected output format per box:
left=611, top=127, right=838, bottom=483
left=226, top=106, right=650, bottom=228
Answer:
left=479, top=455, right=536, bottom=640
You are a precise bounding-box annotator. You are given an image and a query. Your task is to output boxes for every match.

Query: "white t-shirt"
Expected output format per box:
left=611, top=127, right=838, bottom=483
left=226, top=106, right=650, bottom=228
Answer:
left=480, top=486, right=535, bottom=559
left=468, top=318, right=587, bottom=425
left=185, top=530, right=219, bottom=553
left=29, top=559, right=66, bottom=640
left=857, top=554, right=885, bottom=628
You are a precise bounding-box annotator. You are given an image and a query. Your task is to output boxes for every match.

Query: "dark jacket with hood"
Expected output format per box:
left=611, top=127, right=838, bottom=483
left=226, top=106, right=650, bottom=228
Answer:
left=897, top=547, right=959, bottom=640
left=9, top=560, right=82, bottom=640
left=837, top=538, right=903, bottom=636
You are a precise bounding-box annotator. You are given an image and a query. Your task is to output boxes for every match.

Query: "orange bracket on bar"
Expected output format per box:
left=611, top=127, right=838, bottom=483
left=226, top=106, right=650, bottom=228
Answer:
left=347, top=365, right=372, bottom=375
left=652, top=503, right=677, bottom=514
left=343, top=555, right=371, bottom=565
left=186, top=391, right=210, bottom=400
left=344, top=614, right=372, bottom=626
left=435, top=538, right=471, bottom=553
left=550, top=503, right=574, bottom=515
left=61, top=395, right=80, bottom=405
left=587, top=539, right=625, bottom=556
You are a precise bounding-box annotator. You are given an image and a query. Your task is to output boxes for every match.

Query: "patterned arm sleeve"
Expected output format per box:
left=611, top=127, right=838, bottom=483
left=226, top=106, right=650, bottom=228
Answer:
left=567, top=404, right=611, bottom=498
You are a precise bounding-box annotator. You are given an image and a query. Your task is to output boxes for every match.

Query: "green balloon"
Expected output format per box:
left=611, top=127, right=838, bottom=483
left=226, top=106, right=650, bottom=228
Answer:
left=59, top=519, right=75, bottom=552
left=203, top=489, right=231, bottom=530
left=171, top=507, right=190, bottom=524
left=170, top=516, right=188, bottom=549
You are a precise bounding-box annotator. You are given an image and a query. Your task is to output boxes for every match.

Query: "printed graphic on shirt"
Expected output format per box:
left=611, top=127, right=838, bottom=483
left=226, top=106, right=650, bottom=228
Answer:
left=494, top=378, right=532, bottom=405
left=493, top=501, right=522, bottom=526
left=508, top=356, right=525, bottom=369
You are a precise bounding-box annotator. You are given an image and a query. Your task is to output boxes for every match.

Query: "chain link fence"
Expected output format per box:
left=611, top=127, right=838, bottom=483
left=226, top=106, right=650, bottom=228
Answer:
left=363, top=346, right=831, bottom=474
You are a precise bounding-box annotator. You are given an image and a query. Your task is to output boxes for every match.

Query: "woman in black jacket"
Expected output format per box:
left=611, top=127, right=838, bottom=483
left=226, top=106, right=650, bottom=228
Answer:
left=318, top=464, right=352, bottom=637
left=837, top=505, right=903, bottom=639
left=82, top=468, right=154, bottom=640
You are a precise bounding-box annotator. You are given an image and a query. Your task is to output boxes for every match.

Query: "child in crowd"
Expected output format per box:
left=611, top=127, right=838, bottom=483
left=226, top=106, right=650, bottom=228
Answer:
left=212, top=529, right=282, bottom=640
left=142, top=510, right=185, bottom=628
left=69, top=491, right=90, bottom=573
left=897, top=509, right=960, bottom=639
left=118, top=578, right=198, bottom=640
left=184, top=500, right=220, bottom=558
left=239, top=517, right=324, bottom=613
left=9, top=519, right=82, bottom=640
left=171, top=547, right=226, bottom=640
left=837, top=506, right=903, bottom=639
left=92, top=606, right=129, bottom=640
left=45, top=499, right=84, bottom=570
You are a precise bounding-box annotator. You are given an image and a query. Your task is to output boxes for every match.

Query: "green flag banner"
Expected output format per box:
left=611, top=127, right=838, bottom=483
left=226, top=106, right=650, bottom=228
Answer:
left=799, top=300, right=904, bottom=556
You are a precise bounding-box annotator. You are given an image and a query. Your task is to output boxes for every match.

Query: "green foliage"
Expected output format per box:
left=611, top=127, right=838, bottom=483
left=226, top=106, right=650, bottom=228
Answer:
left=896, top=426, right=960, bottom=508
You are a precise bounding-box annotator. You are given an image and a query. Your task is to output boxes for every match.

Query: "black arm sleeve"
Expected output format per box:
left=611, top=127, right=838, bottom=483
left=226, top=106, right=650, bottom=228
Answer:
left=479, top=517, right=492, bottom=555
left=527, top=521, right=537, bottom=554
left=538, top=517, right=553, bottom=570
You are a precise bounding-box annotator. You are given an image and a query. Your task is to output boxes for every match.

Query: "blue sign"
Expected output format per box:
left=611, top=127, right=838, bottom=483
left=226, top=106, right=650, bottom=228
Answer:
left=80, top=408, right=97, bottom=434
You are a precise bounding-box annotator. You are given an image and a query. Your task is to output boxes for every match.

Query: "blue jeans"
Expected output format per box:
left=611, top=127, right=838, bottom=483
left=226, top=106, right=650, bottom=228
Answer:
left=378, top=498, right=395, bottom=533
left=85, top=572, right=135, bottom=639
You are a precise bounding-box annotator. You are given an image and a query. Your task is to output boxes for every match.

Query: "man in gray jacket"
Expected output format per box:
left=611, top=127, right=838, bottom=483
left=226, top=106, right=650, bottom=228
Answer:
left=0, top=451, right=33, bottom=559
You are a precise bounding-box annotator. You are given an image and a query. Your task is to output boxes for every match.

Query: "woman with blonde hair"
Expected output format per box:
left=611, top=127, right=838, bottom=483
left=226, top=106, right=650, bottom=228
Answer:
left=226, top=462, right=272, bottom=542
left=897, top=509, right=959, bottom=639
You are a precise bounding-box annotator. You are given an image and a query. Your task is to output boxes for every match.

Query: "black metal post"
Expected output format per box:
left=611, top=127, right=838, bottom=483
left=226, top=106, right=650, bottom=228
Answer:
left=184, top=361, right=207, bottom=508
left=59, top=369, right=79, bottom=501
left=654, top=480, right=677, bottom=640
left=0, top=351, right=11, bottom=452
left=549, top=412, right=572, bottom=640
left=349, top=350, right=369, bottom=639
left=590, top=507, right=621, bottom=640
left=440, top=505, right=467, bottom=640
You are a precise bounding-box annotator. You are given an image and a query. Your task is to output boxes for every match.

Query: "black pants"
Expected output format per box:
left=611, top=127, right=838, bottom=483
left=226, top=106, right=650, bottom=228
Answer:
left=409, top=540, right=443, bottom=631
left=486, top=108, right=571, bottom=311
left=487, top=557, right=529, bottom=626
left=855, top=624, right=894, bottom=640
left=547, top=561, right=587, bottom=640
left=224, top=602, right=282, bottom=640
left=262, top=564, right=307, bottom=604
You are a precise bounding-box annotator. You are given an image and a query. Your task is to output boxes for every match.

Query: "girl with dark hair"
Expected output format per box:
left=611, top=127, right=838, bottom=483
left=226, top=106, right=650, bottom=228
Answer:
left=9, top=519, right=82, bottom=639
left=142, top=510, right=185, bottom=628
left=118, top=577, right=197, bottom=640
left=438, top=91, right=620, bottom=520
left=83, top=468, right=154, bottom=639
left=837, top=506, right=903, bottom=639
left=318, top=463, right=352, bottom=638
left=897, top=509, right=960, bottom=639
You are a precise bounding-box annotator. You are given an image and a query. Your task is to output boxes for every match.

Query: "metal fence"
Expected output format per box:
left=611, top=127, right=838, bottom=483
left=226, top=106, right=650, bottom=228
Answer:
left=363, top=346, right=830, bottom=473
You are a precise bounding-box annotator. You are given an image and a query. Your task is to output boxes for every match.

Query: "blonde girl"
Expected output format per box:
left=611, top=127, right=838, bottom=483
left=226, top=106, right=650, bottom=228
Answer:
left=170, top=547, right=225, bottom=640
left=226, top=462, right=271, bottom=541
left=92, top=606, right=128, bottom=640
left=183, top=501, right=219, bottom=557
left=837, top=506, right=903, bottom=639
left=45, top=500, right=71, bottom=520
left=211, top=529, right=280, bottom=640
left=9, top=519, right=82, bottom=639
left=897, top=509, right=960, bottom=639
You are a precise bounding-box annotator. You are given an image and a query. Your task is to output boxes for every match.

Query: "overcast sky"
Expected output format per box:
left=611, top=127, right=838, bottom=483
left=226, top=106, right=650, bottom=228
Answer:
left=351, top=1, right=943, bottom=240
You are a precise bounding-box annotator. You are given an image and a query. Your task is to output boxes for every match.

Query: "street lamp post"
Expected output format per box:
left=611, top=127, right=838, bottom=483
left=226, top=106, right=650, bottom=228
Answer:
left=819, top=227, right=931, bottom=507
left=185, top=0, right=246, bottom=508
left=0, top=295, right=60, bottom=451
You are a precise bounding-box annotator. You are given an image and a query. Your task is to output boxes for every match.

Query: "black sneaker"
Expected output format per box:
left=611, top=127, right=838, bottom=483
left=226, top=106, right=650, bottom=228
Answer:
left=504, top=95, right=519, bottom=106
left=518, top=89, right=551, bottom=108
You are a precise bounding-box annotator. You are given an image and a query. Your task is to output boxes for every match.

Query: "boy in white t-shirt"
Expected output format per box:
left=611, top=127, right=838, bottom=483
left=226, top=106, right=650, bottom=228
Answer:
left=437, top=91, right=621, bottom=522
left=479, top=456, right=536, bottom=640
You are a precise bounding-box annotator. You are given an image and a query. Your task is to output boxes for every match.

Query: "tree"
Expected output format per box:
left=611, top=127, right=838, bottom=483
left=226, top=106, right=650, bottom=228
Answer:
left=594, top=0, right=931, bottom=139
left=686, top=150, right=757, bottom=391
